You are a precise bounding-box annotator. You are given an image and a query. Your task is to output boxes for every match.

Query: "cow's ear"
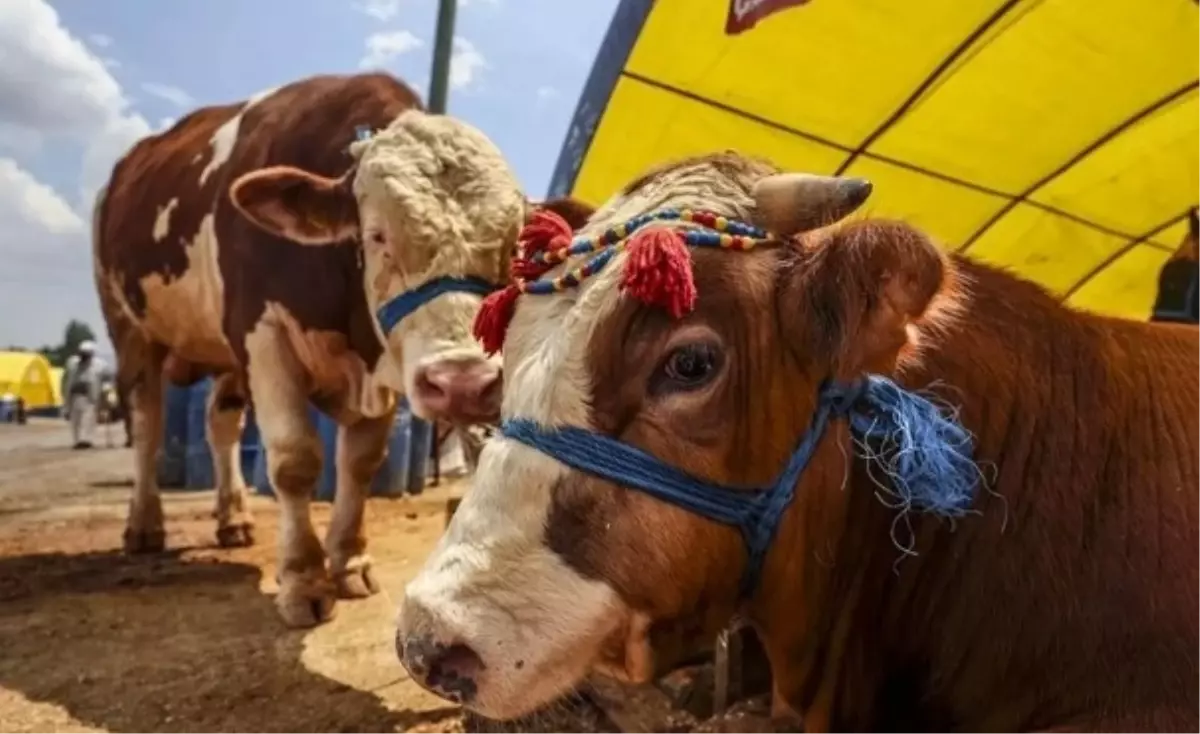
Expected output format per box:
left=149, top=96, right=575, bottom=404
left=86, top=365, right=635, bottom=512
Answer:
left=752, top=173, right=872, bottom=237
left=531, top=196, right=595, bottom=230
left=230, top=166, right=358, bottom=245
left=781, top=218, right=948, bottom=379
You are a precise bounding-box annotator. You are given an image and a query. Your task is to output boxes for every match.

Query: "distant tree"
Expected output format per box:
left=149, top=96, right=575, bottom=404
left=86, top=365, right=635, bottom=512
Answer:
left=39, top=320, right=97, bottom=367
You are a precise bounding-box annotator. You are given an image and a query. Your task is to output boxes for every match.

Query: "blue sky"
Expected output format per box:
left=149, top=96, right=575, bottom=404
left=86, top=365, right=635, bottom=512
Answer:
left=0, top=0, right=618, bottom=352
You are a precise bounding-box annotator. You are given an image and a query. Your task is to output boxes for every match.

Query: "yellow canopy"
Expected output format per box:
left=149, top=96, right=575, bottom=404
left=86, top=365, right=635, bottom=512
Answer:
left=550, top=0, right=1199, bottom=321
left=0, top=351, right=59, bottom=409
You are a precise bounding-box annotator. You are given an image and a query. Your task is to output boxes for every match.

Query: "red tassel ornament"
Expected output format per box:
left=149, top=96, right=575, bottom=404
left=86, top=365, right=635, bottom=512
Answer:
left=473, top=284, right=521, bottom=356
left=621, top=228, right=697, bottom=319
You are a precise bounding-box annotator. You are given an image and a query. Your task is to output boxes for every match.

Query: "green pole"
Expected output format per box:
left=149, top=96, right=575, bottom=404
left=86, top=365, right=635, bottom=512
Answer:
left=427, top=0, right=458, bottom=114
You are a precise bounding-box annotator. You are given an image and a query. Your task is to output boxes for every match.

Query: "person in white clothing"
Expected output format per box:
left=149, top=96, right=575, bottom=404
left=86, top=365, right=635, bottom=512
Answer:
left=63, top=340, right=105, bottom=449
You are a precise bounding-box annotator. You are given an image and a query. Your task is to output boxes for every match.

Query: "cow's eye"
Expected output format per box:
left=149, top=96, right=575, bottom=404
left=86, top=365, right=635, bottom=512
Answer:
left=654, top=341, right=723, bottom=394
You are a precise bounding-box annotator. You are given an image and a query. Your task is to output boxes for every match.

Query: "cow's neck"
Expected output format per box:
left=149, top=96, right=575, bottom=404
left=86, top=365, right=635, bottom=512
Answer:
left=751, top=256, right=1139, bottom=730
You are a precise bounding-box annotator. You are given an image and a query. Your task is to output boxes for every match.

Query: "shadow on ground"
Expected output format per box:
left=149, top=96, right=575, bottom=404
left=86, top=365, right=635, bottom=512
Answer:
left=0, top=548, right=458, bottom=732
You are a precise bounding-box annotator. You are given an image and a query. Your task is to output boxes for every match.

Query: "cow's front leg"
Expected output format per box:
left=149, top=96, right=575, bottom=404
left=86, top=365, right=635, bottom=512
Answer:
left=326, top=413, right=392, bottom=599
left=124, top=344, right=166, bottom=553
left=207, top=373, right=254, bottom=548
left=246, top=323, right=334, bottom=628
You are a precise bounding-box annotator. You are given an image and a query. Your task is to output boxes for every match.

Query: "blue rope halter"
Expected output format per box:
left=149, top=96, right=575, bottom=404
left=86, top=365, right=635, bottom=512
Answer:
left=496, top=210, right=983, bottom=596
left=375, top=276, right=498, bottom=336
left=353, top=125, right=501, bottom=337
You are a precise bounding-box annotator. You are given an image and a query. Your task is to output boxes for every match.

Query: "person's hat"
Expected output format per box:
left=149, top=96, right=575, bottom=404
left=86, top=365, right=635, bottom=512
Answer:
left=78, top=340, right=96, bottom=355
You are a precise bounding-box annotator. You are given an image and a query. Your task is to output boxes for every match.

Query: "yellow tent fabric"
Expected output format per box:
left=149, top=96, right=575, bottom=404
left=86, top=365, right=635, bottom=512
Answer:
left=549, top=0, right=1199, bottom=321
left=0, top=351, right=59, bottom=409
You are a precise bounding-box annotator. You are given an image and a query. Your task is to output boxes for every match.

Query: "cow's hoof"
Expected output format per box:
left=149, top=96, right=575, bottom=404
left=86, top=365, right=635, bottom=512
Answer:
left=276, top=574, right=337, bottom=628
left=334, top=557, right=380, bottom=599
left=123, top=528, right=166, bottom=554
left=216, top=523, right=255, bottom=548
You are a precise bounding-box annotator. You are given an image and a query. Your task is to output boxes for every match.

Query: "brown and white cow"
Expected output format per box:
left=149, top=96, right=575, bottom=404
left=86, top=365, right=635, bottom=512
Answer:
left=397, top=152, right=1199, bottom=730
left=94, top=72, right=589, bottom=628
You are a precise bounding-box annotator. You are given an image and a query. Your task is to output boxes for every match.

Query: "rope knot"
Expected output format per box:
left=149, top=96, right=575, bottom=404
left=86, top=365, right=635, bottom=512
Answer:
left=514, top=209, right=573, bottom=280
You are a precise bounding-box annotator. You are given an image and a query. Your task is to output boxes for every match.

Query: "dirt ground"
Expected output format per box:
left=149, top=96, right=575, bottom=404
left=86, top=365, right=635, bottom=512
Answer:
left=0, top=417, right=472, bottom=733
left=0, top=419, right=779, bottom=734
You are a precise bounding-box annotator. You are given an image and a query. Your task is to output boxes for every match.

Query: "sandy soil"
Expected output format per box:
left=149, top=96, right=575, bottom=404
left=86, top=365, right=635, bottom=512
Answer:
left=0, top=419, right=781, bottom=733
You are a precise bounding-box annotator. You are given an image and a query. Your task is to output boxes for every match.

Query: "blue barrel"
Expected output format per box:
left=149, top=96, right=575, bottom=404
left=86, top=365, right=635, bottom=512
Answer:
left=371, top=398, right=432, bottom=497
left=156, top=383, right=192, bottom=489
left=180, top=379, right=263, bottom=491
left=182, top=379, right=214, bottom=490
left=240, top=409, right=261, bottom=484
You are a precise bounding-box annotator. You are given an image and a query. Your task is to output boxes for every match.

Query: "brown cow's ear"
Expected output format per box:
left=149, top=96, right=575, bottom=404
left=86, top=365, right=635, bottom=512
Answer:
left=752, top=173, right=872, bottom=236
left=530, top=196, right=595, bottom=230
left=783, top=219, right=948, bottom=378
left=229, top=166, right=358, bottom=245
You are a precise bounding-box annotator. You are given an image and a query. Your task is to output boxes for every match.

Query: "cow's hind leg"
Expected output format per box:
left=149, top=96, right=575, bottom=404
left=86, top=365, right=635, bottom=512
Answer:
left=124, top=343, right=167, bottom=553
left=246, top=323, right=334, bottom=628
left=327, top=414, right=392, bottom=599
left=207, top=373, right=255, bottom=548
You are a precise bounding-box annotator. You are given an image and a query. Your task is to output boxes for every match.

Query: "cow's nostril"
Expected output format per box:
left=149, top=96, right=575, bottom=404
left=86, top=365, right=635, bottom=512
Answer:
left=399, top=634, right=484, bottom=704
left=427, top=643, right=483, bottom=703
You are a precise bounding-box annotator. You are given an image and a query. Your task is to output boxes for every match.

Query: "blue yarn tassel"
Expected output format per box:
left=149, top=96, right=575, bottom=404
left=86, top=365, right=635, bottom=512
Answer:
left=846, top=375, right=980, bottom=518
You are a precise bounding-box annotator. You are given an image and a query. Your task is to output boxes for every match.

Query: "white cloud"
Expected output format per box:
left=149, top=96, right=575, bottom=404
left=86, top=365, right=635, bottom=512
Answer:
left=0, top=157, right=96, bottom=350
left=356, top=0, right=401, bottom=21
left=87, top=32, right=112, bottom=48
left=0, top=158, right=86, bottom=239
left=359, top=29, right=424, bottom=69
left=449, top=36, right=486, bottom=90
left=102, top=56, right=120, bottom=70
left=141, top=82, right=194, bottom=108
left=158, top=117, right=176, bottom=131
left=0, top=0, right=151, bottom=208
left=0, top=0, right=151, bottom=348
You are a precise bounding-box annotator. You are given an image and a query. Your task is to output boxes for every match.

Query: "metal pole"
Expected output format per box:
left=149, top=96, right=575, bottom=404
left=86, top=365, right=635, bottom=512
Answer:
left=427, top=0, right=458, bottom=114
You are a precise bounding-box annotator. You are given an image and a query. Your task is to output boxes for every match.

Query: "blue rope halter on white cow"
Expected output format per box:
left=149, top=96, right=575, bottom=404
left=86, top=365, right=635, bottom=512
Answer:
left=493, top=207, right=983, bottom=595
left=353, top=125, right=501, bottom=337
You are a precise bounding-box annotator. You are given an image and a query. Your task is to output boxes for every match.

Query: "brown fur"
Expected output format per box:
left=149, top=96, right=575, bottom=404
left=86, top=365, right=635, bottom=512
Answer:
left=546, top=170, right=1199, bottom=729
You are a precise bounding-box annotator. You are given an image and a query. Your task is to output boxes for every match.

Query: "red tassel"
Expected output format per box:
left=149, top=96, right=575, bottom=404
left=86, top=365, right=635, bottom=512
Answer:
left=513, top=209, right=573, bottom=280
left=621, top=228, right=697, bottom=318
left=473, top=284, right=521, bottom=355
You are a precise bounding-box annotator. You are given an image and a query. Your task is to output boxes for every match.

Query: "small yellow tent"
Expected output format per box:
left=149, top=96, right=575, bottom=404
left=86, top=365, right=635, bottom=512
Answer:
left=550, top=0, right=1198, bottom=322
left=0, top=351, right=59, bottom=409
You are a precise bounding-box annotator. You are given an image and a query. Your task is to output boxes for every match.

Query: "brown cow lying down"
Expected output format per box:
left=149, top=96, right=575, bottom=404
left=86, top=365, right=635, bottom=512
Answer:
left=396, top=152, right=1199, bottom=730
left=94, top=72, right=590, bottom=627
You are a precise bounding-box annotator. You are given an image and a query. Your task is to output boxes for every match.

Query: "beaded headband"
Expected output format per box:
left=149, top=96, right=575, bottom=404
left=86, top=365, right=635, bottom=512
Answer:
left=472, top=207, right=778, bottom=355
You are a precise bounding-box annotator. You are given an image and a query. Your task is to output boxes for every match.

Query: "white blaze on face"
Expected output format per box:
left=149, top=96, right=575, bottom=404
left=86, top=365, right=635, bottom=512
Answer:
left=347, top=110, right=522, bottom=409
left=400, top=157, right=769, bottom=719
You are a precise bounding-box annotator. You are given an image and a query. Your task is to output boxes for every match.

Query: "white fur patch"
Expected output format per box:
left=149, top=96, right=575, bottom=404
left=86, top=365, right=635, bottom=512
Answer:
left=136, top=213, right=230, bottom=366
left=198, top=86, right=278, bottom=186
left=152, top=197, right=178, bottom=242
